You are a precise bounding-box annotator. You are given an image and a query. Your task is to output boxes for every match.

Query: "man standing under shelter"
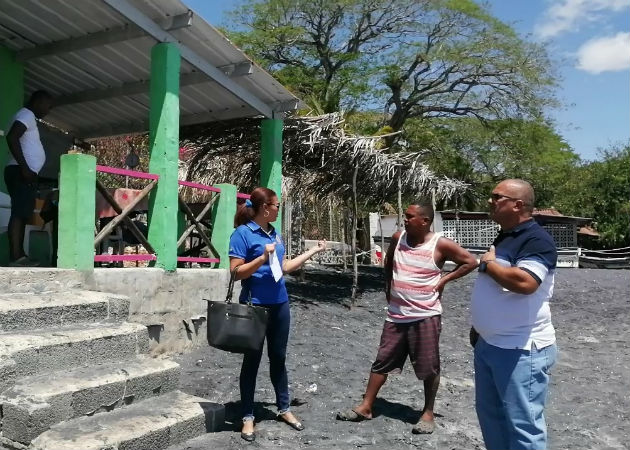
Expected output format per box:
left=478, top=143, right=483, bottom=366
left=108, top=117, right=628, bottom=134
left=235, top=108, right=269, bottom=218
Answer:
left=337, top=199, right=477, bottom=434
left=4, top=90, right=53, bottom=266
left=471, top=179, right=558, bottom=450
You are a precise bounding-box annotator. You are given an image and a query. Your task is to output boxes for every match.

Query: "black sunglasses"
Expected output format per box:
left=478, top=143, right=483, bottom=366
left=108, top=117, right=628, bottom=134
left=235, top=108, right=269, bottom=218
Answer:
left=490, top=193, right=521, bottom=202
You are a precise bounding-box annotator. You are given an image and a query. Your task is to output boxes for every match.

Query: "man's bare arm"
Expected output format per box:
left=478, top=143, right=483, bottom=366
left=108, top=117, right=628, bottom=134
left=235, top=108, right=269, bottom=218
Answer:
left=434, top=238, right=478, bottom=294
left=384, top=231, right=401, bottom=301
left=480, top=246, right=539, bottom=294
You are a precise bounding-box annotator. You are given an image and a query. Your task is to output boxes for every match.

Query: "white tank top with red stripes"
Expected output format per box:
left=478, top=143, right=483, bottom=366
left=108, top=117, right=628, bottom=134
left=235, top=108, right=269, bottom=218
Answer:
left=387, top=230, right=442, bottom=323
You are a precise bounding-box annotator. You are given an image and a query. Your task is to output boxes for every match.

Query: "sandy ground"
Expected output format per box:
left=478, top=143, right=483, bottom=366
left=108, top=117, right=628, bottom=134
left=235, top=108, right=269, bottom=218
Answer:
left=170, top=267, right=630, bottom=450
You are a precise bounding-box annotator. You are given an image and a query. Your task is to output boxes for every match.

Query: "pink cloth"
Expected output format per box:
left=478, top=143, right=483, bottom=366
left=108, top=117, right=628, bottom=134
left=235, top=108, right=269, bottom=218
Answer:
left=96, top=188, right=149, bottom=219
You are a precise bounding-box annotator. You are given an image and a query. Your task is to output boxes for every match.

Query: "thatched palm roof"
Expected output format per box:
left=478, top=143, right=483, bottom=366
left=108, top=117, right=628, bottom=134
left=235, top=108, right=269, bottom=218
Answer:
left=179, top=113, right=467, bottom=204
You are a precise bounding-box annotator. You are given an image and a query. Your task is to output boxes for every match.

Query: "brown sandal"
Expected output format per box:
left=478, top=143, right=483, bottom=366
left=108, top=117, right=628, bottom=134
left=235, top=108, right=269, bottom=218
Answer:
left=411, top=419, right=435, bottom=434
left=336, top=408, right=372, bottom=422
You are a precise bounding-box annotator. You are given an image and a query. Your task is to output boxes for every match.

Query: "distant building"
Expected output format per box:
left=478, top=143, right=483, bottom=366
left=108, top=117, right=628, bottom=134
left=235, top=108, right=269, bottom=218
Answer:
left=371, top=208, right=598, bottom=267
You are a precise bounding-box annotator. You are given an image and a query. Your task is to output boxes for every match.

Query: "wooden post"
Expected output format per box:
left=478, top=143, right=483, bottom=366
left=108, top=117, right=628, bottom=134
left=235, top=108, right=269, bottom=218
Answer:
left=328, top=197, right=334, bottom=241
left=379, top=213, right=385, bottom=267
left=351, top=164, right=359, bottom=304
left=285, top=195, right=292, bottom=258
left=397, top=166, right=403, bottom=231
left=431, top=188, right=436, bottom=232
left=341, top=208, right=347, bottom=272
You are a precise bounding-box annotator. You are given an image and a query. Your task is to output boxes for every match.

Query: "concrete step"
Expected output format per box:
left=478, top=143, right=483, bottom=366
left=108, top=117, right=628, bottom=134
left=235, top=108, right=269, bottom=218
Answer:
left=0, top=268, right=84, bottom=294
left=0, top=290, right=129, bottom=331
left=0, top=322, right=149, bottom=392
left=0, top=356, right=181, bottom=444
left=30, top=390, right=225, bottom=450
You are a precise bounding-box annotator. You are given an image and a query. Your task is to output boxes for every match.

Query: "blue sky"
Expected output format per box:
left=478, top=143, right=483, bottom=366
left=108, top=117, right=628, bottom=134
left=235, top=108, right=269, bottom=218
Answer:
left=183, top=0, right=629, bottom=161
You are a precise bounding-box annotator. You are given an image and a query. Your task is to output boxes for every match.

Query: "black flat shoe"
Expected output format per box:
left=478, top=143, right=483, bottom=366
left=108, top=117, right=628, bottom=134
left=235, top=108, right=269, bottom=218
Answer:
left=277, top=414, right=305, bottom=431
left=241, top=431, right=256, bottom=442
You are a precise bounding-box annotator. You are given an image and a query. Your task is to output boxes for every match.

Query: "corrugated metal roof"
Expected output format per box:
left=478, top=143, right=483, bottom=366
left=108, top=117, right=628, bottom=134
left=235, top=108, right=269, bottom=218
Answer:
left=0, top=0, right=300, bottom=138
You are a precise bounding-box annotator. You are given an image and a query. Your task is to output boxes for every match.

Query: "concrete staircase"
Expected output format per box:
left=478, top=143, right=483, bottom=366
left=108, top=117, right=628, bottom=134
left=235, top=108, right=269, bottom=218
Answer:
left=0, top=289, right=223, bottom=450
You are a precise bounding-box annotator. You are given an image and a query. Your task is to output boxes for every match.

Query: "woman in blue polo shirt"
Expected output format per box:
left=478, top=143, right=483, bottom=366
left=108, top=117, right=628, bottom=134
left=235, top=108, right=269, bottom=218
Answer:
left=229, top=186, right=326, bottom=442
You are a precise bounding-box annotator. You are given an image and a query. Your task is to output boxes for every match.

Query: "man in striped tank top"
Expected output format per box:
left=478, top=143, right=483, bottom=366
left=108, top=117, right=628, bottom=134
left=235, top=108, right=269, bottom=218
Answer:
left=337, top=200, right=477, bottom=434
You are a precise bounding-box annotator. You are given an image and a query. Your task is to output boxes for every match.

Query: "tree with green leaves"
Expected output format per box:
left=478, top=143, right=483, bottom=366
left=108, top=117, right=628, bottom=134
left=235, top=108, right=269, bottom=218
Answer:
left=558, top=144, right=630, bottom=249
left=226, top=0, right=557, bottom=132
left=412, top=118, right=580, bottom=210
left=227, top=0, right=416, bottom=113
left=380, top=0, right=556, bottom=132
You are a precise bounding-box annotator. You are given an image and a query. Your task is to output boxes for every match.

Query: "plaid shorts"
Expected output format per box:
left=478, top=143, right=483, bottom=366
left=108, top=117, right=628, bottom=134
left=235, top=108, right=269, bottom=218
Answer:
left=371, top=315, right=441, bottom=380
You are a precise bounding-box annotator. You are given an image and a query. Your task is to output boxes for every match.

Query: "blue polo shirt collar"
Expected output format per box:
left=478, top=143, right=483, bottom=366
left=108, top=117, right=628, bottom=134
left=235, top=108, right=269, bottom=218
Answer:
left=245, top=220, right=261, bottom=231
left=502, top=218, right=535, bottom=234
left=246, top=220, right=275, bottom=235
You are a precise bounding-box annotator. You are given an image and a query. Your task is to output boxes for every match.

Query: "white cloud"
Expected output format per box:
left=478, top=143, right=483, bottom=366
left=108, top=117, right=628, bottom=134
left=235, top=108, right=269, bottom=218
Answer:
left=535, top=0, right=629, bottom=39
left=576, top=32, right=630, bottom=73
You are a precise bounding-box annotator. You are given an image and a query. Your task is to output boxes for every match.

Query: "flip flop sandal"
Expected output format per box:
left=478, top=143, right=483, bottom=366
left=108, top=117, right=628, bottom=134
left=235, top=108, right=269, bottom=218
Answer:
left=240, top=431, right=255, bottom=442
left=336, top=408, right=372, bottom=422
left=277, top=413, right=305, bottom=431
left=411, top=419, right=435, bottom=434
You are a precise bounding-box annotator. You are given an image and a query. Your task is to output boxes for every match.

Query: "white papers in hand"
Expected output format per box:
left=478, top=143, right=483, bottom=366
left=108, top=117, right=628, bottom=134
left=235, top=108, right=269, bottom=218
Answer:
left=270, top=250, right=283, bottom=282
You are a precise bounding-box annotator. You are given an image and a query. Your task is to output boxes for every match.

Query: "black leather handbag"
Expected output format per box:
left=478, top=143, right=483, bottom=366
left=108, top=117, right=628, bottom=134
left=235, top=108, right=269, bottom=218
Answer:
left=205, top=265, right=269, bottom=353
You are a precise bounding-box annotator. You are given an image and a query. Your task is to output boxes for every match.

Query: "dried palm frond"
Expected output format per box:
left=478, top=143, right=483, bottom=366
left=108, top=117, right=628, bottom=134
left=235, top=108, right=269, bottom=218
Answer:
left=180, top=113, right=468, bottom=204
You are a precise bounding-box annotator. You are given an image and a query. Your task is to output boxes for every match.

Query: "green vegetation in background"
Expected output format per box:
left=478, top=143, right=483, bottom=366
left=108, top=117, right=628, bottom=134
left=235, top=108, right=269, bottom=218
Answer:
left=226, top=0, right=556, bottom=134
left=223, top=0, right=627, bottom=249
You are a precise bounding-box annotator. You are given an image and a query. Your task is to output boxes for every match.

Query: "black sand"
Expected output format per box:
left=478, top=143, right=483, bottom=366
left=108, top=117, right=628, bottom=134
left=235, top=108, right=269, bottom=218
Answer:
left=171, top=267, right=630, bottom=449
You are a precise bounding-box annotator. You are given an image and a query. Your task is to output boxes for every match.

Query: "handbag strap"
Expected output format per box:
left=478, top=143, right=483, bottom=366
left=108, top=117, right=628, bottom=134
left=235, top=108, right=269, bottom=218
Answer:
left=225, top=264, right=242, bottom=304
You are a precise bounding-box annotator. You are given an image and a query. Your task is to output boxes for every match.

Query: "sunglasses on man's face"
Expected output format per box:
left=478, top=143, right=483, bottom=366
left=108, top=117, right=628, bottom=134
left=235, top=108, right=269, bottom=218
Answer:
left=490, top=193, right=521, bottom=202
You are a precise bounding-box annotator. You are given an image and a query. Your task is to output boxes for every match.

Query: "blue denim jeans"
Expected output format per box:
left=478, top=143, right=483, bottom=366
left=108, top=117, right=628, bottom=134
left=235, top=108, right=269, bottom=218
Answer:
left=474, top=337, right=557, bottom=450
left=240, top=301, right=291, bottom=420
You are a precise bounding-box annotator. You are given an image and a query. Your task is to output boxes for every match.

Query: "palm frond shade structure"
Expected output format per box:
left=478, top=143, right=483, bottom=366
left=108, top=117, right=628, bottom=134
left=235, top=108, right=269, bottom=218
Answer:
left=179, top=113, right=468, bottom=205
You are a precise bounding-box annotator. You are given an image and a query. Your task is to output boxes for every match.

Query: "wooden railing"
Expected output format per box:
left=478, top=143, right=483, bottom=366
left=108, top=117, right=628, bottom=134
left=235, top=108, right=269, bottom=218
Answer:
left=176, top=180, right=221, bottom=265
left=91, top=165, right=252, bottom=267
left=94, top=166, right=159, bottom=263
left=176, top=181, right=250, bottom=266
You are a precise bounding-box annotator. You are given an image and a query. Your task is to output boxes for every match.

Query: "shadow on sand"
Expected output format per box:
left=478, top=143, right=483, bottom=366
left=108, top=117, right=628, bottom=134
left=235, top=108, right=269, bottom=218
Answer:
left=286, top=265, right=384, bottom=305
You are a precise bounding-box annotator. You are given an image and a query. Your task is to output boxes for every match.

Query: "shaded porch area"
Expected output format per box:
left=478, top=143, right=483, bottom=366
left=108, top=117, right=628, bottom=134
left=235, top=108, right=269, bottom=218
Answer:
left=0, top=0, right=300, bottom=269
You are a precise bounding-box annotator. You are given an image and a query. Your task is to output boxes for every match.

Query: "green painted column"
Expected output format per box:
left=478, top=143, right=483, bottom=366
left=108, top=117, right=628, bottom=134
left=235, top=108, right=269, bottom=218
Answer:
left=147, top=43, right=180, bottom=271
left=260, top=119, right=283, bottom=228
left=211, top=183, right=236, bottom=269
left=0, top=46, right=24, bottom=266
left=0, top=46, right=24, bottom=192
left=57, top=154, right=96, bottom=270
